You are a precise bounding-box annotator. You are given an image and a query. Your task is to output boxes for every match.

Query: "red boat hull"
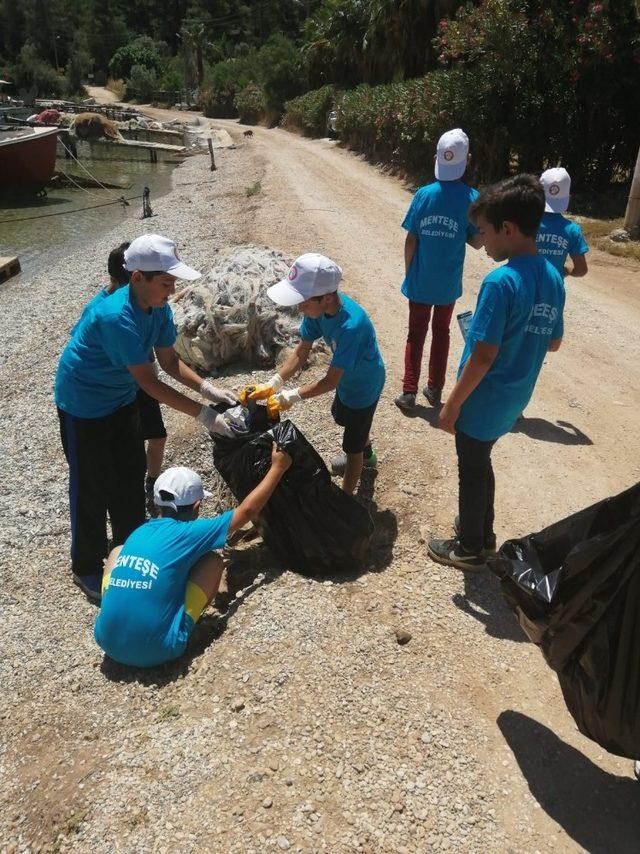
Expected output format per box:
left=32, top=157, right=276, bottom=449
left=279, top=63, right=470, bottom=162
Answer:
left=0, top=127, right=58, bottom=190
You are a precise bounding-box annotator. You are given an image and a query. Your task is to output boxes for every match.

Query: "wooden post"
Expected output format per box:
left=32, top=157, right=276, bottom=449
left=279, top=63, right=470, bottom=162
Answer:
left=208, top=137, right=216, bottom=171
left=623, top=143, right=640, bottom=238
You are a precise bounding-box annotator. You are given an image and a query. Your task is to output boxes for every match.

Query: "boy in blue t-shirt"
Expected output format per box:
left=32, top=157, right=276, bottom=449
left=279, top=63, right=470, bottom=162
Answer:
left=536, top=167, right=589, bottom=278
left=395, top=128, right=483, bottom=412
left=55, top=234, right=238, bottom=604
left=95, top=448, right=291, bottom=668
left=249, top=253, right=385, bottom=495
left=428, top=174, right=565, bottom=570
left=75, top=242, right=170, bottom=516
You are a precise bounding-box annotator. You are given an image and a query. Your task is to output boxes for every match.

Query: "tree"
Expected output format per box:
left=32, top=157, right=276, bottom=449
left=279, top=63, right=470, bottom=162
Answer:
left=109, top=35, right=166, bottom=80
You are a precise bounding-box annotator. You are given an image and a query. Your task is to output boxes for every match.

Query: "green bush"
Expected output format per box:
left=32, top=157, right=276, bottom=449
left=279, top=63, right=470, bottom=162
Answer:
left=109, top=37, right=165, bottom=81
left=12, top=43, right=67, bottom=98
left=202, top=55, right=257, bottom=117
left=126, top=64, right=158, bottom=101
left=282, top=85, right=336, bottom=136
left=235, top=82, right=267, bottom=124
left=331, top=0, right=640, bottom=187
left=256, top=34, right=305, bottom=114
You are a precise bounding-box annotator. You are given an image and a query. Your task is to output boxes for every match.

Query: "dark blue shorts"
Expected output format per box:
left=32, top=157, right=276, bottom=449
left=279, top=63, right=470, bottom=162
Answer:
left=331, top=395, right=379, bottom=454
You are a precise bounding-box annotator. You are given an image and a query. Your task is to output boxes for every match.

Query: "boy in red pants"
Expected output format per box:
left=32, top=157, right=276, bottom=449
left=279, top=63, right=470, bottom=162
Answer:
left=395, top=128, right=483, bottom=411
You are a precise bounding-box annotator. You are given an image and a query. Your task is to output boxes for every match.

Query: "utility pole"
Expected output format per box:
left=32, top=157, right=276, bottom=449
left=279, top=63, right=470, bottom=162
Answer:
left=623, top=143, right=640, bottom=239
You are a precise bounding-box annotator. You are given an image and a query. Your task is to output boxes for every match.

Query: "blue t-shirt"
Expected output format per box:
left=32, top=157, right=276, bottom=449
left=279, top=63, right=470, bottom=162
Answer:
left=55, top=284, right=176, bottom=418
left=94, top=511, right=232, bottom=667
left=401, top=180, right=479, bottom=305
left=300, top=294, right=386, bottom=409
left=456, top=256, right=565, bottom=442
left=70, top=287, right=110, bottom=336
left=536, top=213, right=589, bottom=273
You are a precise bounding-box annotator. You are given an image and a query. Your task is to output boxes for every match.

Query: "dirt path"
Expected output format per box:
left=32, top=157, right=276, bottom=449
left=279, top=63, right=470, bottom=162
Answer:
left=61, top=93, right=640, bottom=849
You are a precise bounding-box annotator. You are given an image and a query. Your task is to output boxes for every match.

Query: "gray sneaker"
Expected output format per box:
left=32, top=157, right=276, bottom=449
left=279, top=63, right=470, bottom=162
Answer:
left=422, top=386, right=442, bottom=406
left=395, top=392, right=416, bottom=411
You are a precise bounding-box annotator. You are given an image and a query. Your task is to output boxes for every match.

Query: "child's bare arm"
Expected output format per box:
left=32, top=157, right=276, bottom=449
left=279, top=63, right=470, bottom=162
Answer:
left=438, top=342, right=499, bottom=434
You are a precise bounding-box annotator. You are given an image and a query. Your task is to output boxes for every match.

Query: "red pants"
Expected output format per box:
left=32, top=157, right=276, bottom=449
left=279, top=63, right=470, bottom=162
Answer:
left=402, top=301, right=455, bottom=394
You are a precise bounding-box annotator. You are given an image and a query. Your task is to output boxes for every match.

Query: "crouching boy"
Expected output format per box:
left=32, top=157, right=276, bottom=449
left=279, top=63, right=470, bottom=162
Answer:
left=428, top=174, right=565, bottom=570
left=94, top=446, right=291, bottom=668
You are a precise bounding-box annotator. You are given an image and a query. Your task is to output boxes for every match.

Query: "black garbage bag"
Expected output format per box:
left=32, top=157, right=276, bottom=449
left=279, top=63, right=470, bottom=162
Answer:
left=212, top=411, right=374, bottom=575
left=487, top=482, right=640, bottom=758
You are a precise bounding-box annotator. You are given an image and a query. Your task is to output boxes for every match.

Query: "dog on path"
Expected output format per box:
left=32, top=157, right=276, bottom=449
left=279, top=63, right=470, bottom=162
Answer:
left=243, top=130, right=254, bottom=138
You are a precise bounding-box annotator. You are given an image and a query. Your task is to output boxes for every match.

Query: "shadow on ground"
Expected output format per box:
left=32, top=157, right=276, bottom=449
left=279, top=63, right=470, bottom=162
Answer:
left=498, top=710, right=640, bottom=853
left=512, top=416, right=592, bottom=445
left=452, top=571, right=527, bottom=643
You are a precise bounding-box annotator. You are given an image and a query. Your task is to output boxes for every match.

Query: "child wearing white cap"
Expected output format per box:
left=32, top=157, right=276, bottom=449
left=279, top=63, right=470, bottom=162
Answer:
left=94, top=447, right=291, bottom=668
left=536, top=168, right=589, bottom=278
left=55, top=234, right=238, bottom=604
left=250, top=253, right=386, bottom=495
left=395, top=128, right=484, bottom=412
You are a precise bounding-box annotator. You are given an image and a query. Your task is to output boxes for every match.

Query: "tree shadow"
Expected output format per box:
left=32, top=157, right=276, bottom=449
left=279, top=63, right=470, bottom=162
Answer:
left=452, top=571, right=528, bottom=643
left=512, top=417, right=593, bottom=446
left=498, top=710, right=639, bottom=853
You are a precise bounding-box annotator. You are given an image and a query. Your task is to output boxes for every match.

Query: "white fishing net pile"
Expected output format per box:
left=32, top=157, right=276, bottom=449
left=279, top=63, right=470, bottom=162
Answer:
left=172, top=245, right=300, bottom=373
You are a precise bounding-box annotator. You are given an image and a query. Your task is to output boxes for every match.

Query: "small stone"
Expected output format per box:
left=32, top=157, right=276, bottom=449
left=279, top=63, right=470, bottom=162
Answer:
left=262, top=797, right=273, bottom=809
left=395, top=629, right=412, bottom=645
left=609, top=227, right=630, bottom=243
left=231, top=697, right=245, bottom=712
left=277, top=836, right=290, bottom=850
left=269, top=759, right=279, bottom=772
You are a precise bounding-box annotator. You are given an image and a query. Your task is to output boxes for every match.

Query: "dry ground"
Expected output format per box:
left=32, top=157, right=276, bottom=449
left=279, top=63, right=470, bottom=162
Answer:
left=4, top=92, right=639, bottom=852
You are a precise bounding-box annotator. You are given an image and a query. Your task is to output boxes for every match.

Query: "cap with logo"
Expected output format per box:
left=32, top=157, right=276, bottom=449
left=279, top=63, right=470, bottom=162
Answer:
left=435, top=128, right=470, bottom=181
left=124, top=234, right=201, bottom=281
left=540, top=167, right=571, bottom=213
left=153, top=466, right=212, bottom=511
left=267, top=253, right=343, bottom=307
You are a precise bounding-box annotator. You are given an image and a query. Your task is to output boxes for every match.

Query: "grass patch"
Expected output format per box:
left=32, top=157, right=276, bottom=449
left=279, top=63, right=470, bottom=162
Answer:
left=245, top=181, right=261, bottom=197
left=62, top=808, right=90, bottom=836
left=156, top=704, right=181, bottom=722
left=575, top=216, right=640, bottom=262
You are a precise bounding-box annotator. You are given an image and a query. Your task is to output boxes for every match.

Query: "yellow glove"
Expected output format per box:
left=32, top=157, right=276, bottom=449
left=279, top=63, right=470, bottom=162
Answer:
left=247, top=373, right=283, bottom=401
left=266, top=395, right=281, bottom=421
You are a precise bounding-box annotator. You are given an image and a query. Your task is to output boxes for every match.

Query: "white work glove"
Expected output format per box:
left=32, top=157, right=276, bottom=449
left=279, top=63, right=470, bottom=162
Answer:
left=273, top=388, right=302, bottom=412
left=269, top=373, right=284, bottom=393
left=200, top=378, right=238, bottom=406
left=197, top=405, right=235, bottom=438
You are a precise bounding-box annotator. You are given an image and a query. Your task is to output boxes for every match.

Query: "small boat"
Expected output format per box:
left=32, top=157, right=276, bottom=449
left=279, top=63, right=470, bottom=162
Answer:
left=0, top=125, right=59, bottom=192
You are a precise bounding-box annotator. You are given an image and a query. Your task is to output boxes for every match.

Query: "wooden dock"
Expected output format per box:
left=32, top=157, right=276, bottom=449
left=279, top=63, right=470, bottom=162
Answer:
left=0, top=256, right=21, bottom=284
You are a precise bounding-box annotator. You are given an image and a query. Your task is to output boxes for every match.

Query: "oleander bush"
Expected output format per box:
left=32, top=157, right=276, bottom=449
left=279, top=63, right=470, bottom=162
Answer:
left=282, top=85, right=336, bottom=136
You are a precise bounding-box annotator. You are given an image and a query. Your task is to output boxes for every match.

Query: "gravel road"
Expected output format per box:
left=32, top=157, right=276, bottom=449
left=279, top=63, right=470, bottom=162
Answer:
left=1, top=101, right=639, bottom=853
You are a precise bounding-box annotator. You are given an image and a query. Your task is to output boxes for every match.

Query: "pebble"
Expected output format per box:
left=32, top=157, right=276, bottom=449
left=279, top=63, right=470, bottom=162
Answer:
left=395, top=628, right=412, bottom=645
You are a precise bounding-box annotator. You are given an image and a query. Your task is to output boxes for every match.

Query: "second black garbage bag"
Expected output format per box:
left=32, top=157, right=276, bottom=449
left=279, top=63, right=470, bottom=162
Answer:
left=212, top=409, right=374, bottom=575
left=487, top=482, right=640, bottom=759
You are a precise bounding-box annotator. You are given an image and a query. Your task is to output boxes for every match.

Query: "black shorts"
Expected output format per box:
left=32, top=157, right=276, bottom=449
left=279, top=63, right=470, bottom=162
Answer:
left=136, top=388, right=167, bottom=440
left=331, top=395, right=378, bottom=454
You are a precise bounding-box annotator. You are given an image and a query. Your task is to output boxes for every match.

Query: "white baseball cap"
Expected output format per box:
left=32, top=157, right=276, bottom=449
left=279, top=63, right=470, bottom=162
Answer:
left=435, top=128, right=469, bottom=181
left=540, top=167, right=571, bottom=213
left=267, top=253, right=342, bottom=307
left=124, top=234, right=201, bottom=281
left=154, top=466, right=212, bottom=510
